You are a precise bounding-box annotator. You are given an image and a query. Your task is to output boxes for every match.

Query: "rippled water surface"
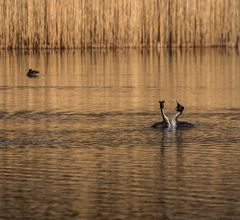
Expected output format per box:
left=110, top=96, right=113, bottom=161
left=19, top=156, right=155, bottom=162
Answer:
left=0, top=49, right=240, bottom=220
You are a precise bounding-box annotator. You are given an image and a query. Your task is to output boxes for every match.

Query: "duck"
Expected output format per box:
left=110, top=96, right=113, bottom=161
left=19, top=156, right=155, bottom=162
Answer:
left=26, top=69, right=40, bottom=78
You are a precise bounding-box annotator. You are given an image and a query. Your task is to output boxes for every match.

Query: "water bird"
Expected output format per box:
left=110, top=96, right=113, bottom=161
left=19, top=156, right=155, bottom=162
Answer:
left=171, top=102, right=195, bottom=128
left=26, top=69, right=40, bottom=78
left=151, top=100, right=171, bottom=129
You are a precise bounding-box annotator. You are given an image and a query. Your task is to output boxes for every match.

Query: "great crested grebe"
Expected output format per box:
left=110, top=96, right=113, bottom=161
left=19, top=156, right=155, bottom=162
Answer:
left=26, top=69, right=40, bottom=78
left=151, top=100, right=171, bottom=129
left=171, top=102, right=195, bottom=128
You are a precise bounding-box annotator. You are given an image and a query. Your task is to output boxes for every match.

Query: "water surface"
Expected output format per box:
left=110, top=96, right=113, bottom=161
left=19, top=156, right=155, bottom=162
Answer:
left=0, top=49, right=240, bottom=220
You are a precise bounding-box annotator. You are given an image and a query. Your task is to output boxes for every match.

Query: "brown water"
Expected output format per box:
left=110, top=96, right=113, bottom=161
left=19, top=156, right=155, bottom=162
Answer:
left=0, top=49, right=240, bottom=220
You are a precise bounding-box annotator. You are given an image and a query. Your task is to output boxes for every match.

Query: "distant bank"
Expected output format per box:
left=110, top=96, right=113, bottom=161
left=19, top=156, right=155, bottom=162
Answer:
left=0, top=0, right=240, bottom=49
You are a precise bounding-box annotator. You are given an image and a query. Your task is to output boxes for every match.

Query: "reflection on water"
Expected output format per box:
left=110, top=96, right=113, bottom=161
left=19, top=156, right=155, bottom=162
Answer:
left=0, top=49, right=240, bottom=220
left=1, top=49, right=240, bottom=113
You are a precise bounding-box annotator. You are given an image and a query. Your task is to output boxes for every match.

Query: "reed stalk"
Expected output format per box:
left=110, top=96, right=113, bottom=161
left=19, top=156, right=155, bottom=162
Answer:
left=0, top=0, right=240, bottom=49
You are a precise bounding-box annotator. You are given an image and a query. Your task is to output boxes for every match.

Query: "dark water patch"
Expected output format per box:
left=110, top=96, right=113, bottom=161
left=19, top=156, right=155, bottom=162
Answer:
left=9, top=110, right=34, bottom=117
left=0, top=111, right=8, bottom=118
left=0, top=140, right=70, bottom=148
left=0, top=86, right=10, bottom=90
left=1, top=110, right=167, bottom=121
left=220, top=107, right=240, bottom=112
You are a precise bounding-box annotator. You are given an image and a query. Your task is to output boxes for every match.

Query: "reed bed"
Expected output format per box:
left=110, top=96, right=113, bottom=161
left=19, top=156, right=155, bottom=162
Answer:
left=0, top=0, right=240, bottom=49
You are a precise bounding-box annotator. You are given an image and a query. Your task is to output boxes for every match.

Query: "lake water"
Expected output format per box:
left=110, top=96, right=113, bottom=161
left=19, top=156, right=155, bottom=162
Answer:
left=0, top=49, right=239, bottom=220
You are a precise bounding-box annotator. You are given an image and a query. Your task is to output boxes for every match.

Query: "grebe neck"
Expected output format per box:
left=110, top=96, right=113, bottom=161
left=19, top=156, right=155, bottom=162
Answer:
left=171, top=112, right=182, bottom=127
left=161, top=107, right=171, bottom=126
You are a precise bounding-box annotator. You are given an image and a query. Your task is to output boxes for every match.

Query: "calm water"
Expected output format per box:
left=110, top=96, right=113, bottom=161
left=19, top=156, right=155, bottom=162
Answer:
left=0, top=49, right=240, bottom=220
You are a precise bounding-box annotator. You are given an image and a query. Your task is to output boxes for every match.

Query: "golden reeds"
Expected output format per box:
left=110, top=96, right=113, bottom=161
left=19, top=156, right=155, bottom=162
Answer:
left=0, top=0, right=240, bottom=49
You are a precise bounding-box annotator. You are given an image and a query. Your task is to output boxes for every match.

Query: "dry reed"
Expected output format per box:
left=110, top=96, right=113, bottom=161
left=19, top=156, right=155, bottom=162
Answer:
left=0, top=0, right=240, bottom=49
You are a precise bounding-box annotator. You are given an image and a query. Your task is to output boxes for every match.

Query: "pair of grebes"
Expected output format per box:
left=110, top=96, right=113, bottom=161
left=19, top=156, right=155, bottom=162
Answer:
left=151, top=101, right=195, bottom=129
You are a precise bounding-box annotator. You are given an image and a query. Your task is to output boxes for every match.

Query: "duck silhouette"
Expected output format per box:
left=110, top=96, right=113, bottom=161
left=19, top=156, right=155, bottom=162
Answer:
left=26, top=69, right=40, bottom=78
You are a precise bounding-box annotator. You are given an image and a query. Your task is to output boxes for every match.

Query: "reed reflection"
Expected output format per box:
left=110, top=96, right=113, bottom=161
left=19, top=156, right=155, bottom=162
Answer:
left=0, top=49, right=240, bottom=114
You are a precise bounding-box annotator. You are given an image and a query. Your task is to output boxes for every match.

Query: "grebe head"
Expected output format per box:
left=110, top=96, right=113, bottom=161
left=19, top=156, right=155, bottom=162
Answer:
left=159, top=100, right=165, bottom=109
left=176, top=102, right=184, bottom=113
left=28, top=69, right=32, bottom=72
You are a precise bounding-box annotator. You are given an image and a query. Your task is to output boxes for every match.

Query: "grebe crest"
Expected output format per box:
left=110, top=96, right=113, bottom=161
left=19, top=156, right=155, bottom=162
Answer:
left=176, top=102, right=184, bottom=113
left=172, top=101, right=195, bottom=128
